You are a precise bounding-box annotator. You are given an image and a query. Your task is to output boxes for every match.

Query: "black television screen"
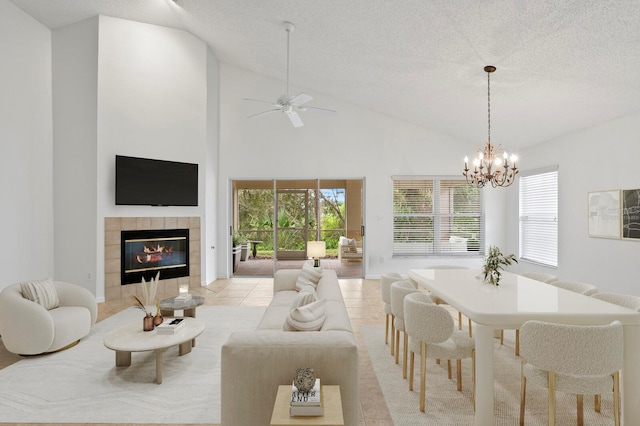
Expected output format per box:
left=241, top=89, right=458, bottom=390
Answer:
left=115, top=155, right=198, bottom=206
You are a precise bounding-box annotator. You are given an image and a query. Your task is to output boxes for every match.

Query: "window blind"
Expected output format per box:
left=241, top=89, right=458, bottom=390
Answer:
left=393, top=177, right=483, bottom=256
left=519, top=168, right=558, bottom=267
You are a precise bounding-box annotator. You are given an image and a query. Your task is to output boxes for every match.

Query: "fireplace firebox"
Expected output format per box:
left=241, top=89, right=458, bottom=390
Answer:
left=120, top=229, right=189, bottom=285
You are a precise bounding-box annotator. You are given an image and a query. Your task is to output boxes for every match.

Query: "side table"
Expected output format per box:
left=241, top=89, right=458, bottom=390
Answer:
left=159, top=295, right=204, bottom=346
left=270, top=385, right=344, bottom=426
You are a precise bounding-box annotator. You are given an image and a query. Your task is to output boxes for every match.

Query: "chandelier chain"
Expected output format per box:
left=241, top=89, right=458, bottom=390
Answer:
left=487, top=70, right=491, bottom=143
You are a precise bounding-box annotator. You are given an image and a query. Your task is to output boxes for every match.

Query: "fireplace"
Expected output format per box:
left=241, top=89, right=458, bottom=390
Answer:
left=120, top=228, right=189, bottom=285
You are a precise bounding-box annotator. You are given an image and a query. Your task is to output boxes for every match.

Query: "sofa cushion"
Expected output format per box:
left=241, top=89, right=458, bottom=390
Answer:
left=20, top=278, right=59, bottom=310
left=284, top=298, right=327, bottom=331
left=295, top=264, right=323, bottom=291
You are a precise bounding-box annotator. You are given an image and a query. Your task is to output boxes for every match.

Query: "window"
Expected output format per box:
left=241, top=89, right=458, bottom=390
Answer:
left=519, top=167, right=558, bottom=267
left=393, top=177, right=483, bottom=256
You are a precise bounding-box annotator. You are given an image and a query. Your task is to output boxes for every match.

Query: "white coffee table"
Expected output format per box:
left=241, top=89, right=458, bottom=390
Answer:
left=103, top=317, right=204, bottom=384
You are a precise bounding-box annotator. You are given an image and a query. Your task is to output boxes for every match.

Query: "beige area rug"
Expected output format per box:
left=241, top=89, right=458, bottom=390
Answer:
left=0, top=306, right=266, bottom=424
left=360, top=325, right=616, bottom=425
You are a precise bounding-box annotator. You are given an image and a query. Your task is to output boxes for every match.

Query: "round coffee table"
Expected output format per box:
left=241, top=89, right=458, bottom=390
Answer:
left=103, top=317, right=204, bottom=384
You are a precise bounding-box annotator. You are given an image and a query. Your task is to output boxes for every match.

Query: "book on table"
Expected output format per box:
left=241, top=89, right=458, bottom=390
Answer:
left=290, top=378, right=323, bottom=416
left=291, top=378, right=321, bottom=405
left=156, top=318, right=185, bottom=334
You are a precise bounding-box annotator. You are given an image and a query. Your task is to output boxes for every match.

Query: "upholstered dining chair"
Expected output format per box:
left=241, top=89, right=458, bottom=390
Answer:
left=404, top=291, right=475, bottom=412
left=590, top=292, right=640, bottom=412
left=519, top=320, right=623, bottom=426
left=422, top=265, right=472, bottom=336
left=501, top=272, right=559, bottom=355
left=520, top=272, right=558, bottom=283
left=380, top=272, right=403, bottom=353
left=548, top=280, right=598, bottom=296
left=390, top=280, right=420, bottom=379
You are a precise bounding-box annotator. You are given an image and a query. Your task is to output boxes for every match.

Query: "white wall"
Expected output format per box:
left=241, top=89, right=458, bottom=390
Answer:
left=205, top=48, right=220, bottom=283
left=52, top=16, right=213, bottom=299
left=218, top=63, right=506, bottom=278
left=0, top=0, right=53, bottom=289
left=507, top=111, right=640, bottom=295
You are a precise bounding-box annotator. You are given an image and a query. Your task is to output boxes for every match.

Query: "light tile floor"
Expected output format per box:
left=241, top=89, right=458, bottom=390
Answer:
left=0, top=277, right=394, bottom=426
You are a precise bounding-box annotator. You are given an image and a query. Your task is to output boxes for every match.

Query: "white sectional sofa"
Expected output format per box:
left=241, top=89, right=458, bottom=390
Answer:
left=221, top=268, right=359, bottom=426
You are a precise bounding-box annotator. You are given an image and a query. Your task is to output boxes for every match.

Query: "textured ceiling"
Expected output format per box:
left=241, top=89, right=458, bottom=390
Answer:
left=10, top=0, right=640, bottom=148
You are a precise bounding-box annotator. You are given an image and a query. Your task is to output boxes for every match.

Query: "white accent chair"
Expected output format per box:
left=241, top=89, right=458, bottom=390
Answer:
left=404, top=292, right=475, bottom=412
left=390, top=280, right=419, bottom=379
left=380, top=272, right=403, bottom=352
left=592, top=292, right=640, bottom=311
left=548, top=280, right=598, bottom=296
left=420, top=265, right=472, bottom=336
left=519, top=320, right=623, bottom=426
left=0, top=281, right=97, bottom=355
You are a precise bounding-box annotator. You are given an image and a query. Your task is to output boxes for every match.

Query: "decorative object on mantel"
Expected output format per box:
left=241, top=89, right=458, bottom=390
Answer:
left=293, top=367, right=316, bottom=393
left=463, top=66, right=519, bottom=188
left=481, top=245, right=517, bottom=285
left=141, top=271, right=160, bottom=306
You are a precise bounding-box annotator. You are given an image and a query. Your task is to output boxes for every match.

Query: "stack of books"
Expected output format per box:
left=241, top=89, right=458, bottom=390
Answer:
left=289, top=378, right=323, bottom=416
left=156, top=318, right=185, bottom=334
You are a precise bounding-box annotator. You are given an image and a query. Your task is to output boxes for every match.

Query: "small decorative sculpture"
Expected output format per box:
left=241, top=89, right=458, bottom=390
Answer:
left=293, top=367, right=316, bottom=393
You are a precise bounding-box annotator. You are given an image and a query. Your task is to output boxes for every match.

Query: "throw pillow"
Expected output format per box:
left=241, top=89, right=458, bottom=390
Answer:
left=20, top=277, right=59, bottom=310
left=295, top=263, right=323, bottom=291
left=284, top=298, right=327, bottom=331
left=290, top=286, right=318, bottom=310
left=346, top=238, right=358, bottom=253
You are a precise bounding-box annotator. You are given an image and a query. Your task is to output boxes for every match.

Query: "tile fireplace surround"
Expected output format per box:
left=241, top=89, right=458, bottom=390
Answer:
left=104, top=217, right=201, bottom=302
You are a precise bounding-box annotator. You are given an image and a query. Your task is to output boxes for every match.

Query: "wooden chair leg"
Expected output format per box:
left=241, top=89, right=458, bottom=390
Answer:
left=594, top=394, right=601, bottom=412
left=409, top=351, right=415, bottom=391
left=515, top=329, right=520, bottom=356
left=472, top=349, right=476, bottom=411
left=402, top=332, right=408, bottom=379
left=576, top=394, right=584, bottom=426
left=614, top=371, right=620, bottom=426
left=468, top=318, right=472, bottom=337
left=500, top=329, right=504, bottom=345
left=395, top=329, right=400, bottom=364
left=520, top=363, right=526, bottom=426
left=390, top=315, right=395, bottom=356
left=456, top=359, right=462, bottom=391
left=447, top=360, right=452, bottom=379
left=458, top=311, right=462, bottom=330
left=548, top=371, right=556, bottom=426
left=420, top=342, right=427, bottom=412
left=385, top=314, right=390, bottom=345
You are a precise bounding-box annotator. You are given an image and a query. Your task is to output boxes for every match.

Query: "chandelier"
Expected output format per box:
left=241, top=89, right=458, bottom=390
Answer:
left=463, top=66, right=519, bottom=188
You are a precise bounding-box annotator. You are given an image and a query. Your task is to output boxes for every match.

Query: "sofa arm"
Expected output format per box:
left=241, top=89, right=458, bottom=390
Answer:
left=273, top=269, right=299, bottom=293
left=221, top=330, right=359, bottom=426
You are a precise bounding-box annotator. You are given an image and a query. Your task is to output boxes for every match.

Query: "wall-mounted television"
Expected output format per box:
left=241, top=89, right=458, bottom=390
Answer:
left=115, top=155, right=198, bottom=206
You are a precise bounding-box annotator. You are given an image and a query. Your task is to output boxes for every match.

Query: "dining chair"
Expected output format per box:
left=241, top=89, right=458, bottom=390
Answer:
left=424, top=265, right=472, bottom=336
left=590, top=292, right=640, bottom=412
left=501, top=272, right=559, bottom=355
left=548, top=280, right=598, bottom=296
left=520, top=271, right=558, bottom=283
left=519, top=320, right=622, bottom=426
left=390, top=280, right=420, bottom=379
left=404, top=291, right=475, bottom=412
left=380, top=272, right=403, bottom=354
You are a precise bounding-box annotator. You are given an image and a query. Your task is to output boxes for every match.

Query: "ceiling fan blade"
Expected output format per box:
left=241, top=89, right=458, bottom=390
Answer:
left=290, top=93, right=313, bottom=106
left=287, top=111, right=304, bottom=127
left=299, top=106, right=337, bottom=115
left=243, top=98, right=278, bottom=106
left=248, top=109, right=281, bottom=119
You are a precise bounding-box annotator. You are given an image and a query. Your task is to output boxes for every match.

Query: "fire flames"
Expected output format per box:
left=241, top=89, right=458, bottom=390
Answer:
left=136, top=243, right=173, bottom=264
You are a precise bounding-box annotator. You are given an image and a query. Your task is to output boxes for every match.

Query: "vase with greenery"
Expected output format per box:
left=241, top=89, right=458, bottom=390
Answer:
left=482, top=245, right=517, bottom=285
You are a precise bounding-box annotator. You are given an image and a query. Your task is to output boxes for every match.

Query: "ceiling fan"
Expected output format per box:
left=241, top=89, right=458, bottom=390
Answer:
left=243, top=21, right=337, bottom=128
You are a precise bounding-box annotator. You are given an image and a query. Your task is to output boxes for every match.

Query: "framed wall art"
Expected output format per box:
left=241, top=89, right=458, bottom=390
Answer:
left=588, top=190, right=621, bottom=238
left=622, top=189, right=640, bottom=239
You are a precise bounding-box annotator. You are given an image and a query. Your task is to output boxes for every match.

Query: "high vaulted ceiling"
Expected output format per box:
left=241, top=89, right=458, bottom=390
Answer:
left=10, top=0, right=640, bottom=149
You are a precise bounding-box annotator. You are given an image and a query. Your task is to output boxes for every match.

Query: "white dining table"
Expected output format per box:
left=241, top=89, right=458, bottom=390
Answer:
left=408, top=268, right=640, bottom=425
